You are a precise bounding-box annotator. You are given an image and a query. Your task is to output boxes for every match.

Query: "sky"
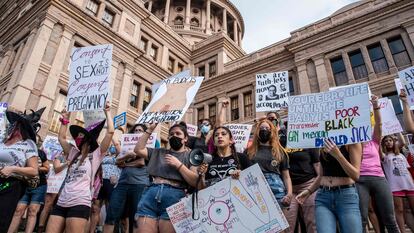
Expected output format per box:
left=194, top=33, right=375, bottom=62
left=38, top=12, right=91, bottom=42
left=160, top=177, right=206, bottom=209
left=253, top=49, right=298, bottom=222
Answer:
left=230, top=0, right=360, bottom=53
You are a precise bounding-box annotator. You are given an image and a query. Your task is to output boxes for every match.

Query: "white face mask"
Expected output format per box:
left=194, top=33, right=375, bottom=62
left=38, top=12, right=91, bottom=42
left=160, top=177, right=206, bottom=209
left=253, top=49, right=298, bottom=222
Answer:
left=201, top=125, right=211, bottom=134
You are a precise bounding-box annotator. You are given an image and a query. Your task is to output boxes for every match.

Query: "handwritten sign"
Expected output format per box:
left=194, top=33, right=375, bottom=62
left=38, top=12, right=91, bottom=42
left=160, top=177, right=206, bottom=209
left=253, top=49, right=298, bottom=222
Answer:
left=287, top=83, right=372, bottom=148
left=256, top=71, right=289, bottom=112
left=377, top=98, right=403, bottom=136
left=395, top=78, right=414, bottom=110
left=152, top=70, right=191, bottom=96
left=114, top=112, right=126, bottom=129
left=67, top=44, right=112, bottom=112
left=224, top=124, right=252, bottom=153
left=136, top=75, right=203, bottom=124
left=167, top=164, right=289, bottom=233
left=0, top=102, right=8, bottom=141
left=46, top=167, right=67, bottom=193
left=186, top=123, right=198, bottom=137
left=120, top=133, right=157, bottom=157
left=42, top=135, right=63, bottom=160
left=84, top=110, right=106, bottom=128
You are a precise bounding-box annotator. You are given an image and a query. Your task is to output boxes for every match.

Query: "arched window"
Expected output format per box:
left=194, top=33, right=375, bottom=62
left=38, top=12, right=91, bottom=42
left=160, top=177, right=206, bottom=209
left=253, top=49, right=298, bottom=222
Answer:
left=190, top=17, right=199, bottom=27
left=174, top=16, right=184, bottom=25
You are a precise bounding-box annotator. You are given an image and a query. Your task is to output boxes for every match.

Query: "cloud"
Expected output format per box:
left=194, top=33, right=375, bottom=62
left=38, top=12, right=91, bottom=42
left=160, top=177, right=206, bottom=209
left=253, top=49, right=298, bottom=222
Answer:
left=231, top=0, right=359, bottom=53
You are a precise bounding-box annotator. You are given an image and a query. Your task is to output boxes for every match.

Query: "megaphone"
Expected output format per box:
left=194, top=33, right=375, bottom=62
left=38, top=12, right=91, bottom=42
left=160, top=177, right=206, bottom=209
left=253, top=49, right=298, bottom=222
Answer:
left=189, top=148, right=212, bottom=166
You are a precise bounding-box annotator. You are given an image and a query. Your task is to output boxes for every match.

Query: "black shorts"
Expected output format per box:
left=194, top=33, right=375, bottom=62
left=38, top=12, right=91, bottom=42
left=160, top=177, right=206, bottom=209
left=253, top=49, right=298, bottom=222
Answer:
left=50, top=204, right=91, bottom=220
left=98, top=179, right=115, bottom=201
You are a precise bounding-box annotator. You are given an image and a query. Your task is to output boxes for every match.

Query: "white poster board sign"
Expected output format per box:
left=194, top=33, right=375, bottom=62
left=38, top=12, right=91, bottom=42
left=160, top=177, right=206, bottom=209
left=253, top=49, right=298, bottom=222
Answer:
left=67, top=44, right=112, bottom=112
left=42, top=135, right=63, bottom=160
left=0, top=102, right=8, bottom=141
left=186, top=123, right=198, bottom=137
left=167, top=164, right=289, bottom=233
left=378, top=98, right=403, bottom=136
left=136, top=76, right=204, bottom=124
left=46, top=167, right=67, bottom=194
left=224, top=124, right=252, bottom=153
left=120, top=133, right=157, bottom=157
left=256, top=71, right=289, bottom=112
left=83, top=110, right=106, bottom=128
left=398, top=66, right=414, bottom=108
left=287, top=83, right=372, bottom=148
left=152, top=70, right=191, bottom=96
left=395, top=78, right=414, bottom=110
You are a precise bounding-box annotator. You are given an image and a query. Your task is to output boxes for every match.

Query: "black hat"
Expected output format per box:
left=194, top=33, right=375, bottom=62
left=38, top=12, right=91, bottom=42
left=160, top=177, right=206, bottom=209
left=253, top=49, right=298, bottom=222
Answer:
left=5, top=107, right=46, bottom=143
left=69, top=120, right=106, bottom=153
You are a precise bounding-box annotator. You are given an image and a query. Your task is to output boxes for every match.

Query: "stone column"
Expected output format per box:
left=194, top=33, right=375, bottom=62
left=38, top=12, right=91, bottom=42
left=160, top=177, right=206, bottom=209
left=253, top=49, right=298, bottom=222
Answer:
left=404, top=24, right=414, bottom=50
left=137, top=83, right=146, bottom=113
left=361, top=46, right=375, bottom=80
left=164, top=0, right=171, bottom=24
left=380, top=39, right=397, bottom=73
left=205, top=62, right=210, bottom=79
left=342, top=51, right=355, bottom=84
left=0, top=48, right=12, bottom=76
left=109, top=60, right=119, bottom=104
left=239, top=31, right=242, bottom=46
left=233, top=20, right=238, bottom=45
left=222, top=8, right=227, bottom=33
left=296, top=62, right=311, bottom=94
left=205, top=0, right=211, bottom=34
left=185, top=0, right=191, bottom=27
left=161, top=45, right=169, bottom=69
left=8, top=19, right=54, bottom=111
left=117, top=64, right=133, bottom=114
left=238, top=93, right=244, bottom=120
left=401, top=32, right=414, bottom=65
left=148, top=0, right=153, bottom=12
left=314, top=56, right=331, bottom=91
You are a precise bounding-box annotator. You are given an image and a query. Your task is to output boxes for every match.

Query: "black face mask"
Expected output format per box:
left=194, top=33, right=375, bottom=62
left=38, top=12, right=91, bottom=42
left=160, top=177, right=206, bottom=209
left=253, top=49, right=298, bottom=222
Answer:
left=169, top=136, right=183, bottom=150
left=258, top=129, right=271, bottom=143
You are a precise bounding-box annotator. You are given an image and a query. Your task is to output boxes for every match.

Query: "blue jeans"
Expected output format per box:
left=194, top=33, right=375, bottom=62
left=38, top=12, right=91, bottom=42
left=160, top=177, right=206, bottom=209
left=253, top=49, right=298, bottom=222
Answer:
left=315, top=186, right=363, bottom=233
left=105, top=183, right=146, bottom=225
left=264, top=173, right=286, bottom=206
left=19, top=184, right=47, bottom=205
left=137, top=183, right=185, bottom=220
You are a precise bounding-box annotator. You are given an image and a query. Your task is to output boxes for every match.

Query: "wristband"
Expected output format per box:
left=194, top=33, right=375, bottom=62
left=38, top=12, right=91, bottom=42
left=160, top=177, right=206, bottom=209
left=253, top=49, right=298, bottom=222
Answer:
left=59, top=117, right=70, bottom=125
left=145, top=130, right=152, bottom=135
left=373, top=107, right=380, bottom=111
left=177, top=163, right=184, bottom=171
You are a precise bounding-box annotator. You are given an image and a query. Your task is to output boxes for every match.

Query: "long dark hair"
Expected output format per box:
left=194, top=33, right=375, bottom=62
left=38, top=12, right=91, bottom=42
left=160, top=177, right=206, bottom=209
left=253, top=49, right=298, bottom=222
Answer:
left=381, top=135, right=400, bottom=155
left=169, top=123, right=189, bottom=138
left=212, top=126, right=241, bottom=169
left=129, top=124, right=147, bottom=134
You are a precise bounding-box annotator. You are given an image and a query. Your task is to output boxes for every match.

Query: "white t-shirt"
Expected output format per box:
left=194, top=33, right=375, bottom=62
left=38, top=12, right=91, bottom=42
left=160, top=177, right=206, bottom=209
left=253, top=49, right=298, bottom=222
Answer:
left=382, top=153, right=414, bottom=192
left=0, top=139, right=38, bottom=168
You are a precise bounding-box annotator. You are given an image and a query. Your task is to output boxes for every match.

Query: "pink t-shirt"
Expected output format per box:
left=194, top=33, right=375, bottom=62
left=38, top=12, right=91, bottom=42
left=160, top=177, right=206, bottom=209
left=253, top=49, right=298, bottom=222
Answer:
left=360, top=139, right=385, bottom=177
left=382, top=153, right=414, bottom=192
left=57, top=147, right=104, bottom=207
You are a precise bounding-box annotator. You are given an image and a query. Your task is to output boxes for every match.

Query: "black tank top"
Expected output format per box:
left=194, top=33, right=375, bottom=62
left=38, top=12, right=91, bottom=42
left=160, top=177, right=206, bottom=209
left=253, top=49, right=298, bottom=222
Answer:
left=321, top=146, right=351, bottom=177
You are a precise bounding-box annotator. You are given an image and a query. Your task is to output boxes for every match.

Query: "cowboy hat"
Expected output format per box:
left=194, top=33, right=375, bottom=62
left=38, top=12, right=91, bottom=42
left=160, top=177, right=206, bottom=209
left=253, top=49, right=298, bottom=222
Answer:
left=5, top=107, right=46, bottom=143
left=69, top=120, right=106, bottom=153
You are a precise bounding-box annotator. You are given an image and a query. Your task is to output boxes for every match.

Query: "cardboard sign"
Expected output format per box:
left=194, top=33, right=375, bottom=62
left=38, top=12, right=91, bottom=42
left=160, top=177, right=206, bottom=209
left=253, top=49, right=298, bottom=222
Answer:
left=114, top=112, right=126, bottom=129
left=67, top=44, right=112, bottom=112
left=186, top=123, right=198, bottom=137
left=0, top=102, right=8, bottom=141
left=42, top=135, right=63, bottom=160
left=46, top=167, right=67, bottom=193
left=256, top=71, right=289, bottom=112
left=398, top=66, right=414, bottom=108
left=167, top=164, right=289, bottom=233
left=287, top=83, right=372, bottom=148
left=83, top=110, right=106, bottom=128
left=136, top=75, right=204, bottom=124
left=224, top=124, right=253, bottom=153
left=377, top=98, right=403, bottom=136
left=152, top=70, right=191, bottom=96
left=120, top=133, right=157, bottom=157
left=395, top=78, right=414, bottom=110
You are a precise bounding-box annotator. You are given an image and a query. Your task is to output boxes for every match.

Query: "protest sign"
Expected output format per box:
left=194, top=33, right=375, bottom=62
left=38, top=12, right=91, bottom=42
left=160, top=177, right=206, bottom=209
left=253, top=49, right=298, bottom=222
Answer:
left=256, top=71, right=289, bottom=112
left=120, top=133, right=157, bottom=157
left=42, top=135, right=63, bottom=160
left=395, top=78, right=414, bottom=110
left=136, top=75, right=203, bottom=124
left=186, top=123, right=198, bottom=137
left=84, top=110, right=106, bottom=128
left=47, top=167, right=67, bottom=193
left=152, top=70, right=191, bottom=96
left=114, top=112, right=126, bottom=129
left=167, top=164, right=289, bottom=233
left=224, top=124, right=252, bottom=153
left=0, top=102, right=8, bottom=141
left=67, top=44, right=112, bottom=112
left=377, top=98, right=403, bottom=136
left=398, top=66, right=414, bottom=108
left=287, top=83, right=371, bottom=148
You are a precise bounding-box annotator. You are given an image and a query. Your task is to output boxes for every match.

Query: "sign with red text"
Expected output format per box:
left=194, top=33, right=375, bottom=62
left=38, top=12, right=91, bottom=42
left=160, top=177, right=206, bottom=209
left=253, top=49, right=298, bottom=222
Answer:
left=42, top=135, right=63, bottom=160
left=167, top=164, right=289, bottom=233
left=67, top=44, right=112, bottom=112
left=378, top=98, right=403, bottom=136
left=224, top=124, right=253, bottom=153
left=398, top=66, right=414, bottom=108
left=136, top=75, right=204, bottom=124
left=119, top=133, right=157, bottom=157
left=287, top=83, right=371, bottom=148
left=256, top=71, right=289, bottom=112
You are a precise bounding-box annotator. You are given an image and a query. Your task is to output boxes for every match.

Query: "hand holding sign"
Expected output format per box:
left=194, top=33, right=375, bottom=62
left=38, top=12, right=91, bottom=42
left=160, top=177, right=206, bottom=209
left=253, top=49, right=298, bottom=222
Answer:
left=323, top=138, right=342, bottom=159
left=370, top=95, right=379, bottom=109
left=400, top=89, right=408, bottom=104
left=61, top=108, right=70, bottom=119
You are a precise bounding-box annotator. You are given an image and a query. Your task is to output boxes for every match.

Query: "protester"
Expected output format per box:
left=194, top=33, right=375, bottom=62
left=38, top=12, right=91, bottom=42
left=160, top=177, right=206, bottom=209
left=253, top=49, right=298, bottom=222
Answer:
left=103, top=125, right=148, bottom=233
left=89, top=165, right=103, bottom=233
left=0, top=109, right=42, bottom=233
left=8, top=147, right=49, bottom=233
left=382, top=134, right=414, bottom=233
left=45, top=102, right=114, bottom=233
left=247, top=119, right=292, bottom=209
left=133, top=123, right=200, bottom=233
left=402, top=89, right=414, bottom=134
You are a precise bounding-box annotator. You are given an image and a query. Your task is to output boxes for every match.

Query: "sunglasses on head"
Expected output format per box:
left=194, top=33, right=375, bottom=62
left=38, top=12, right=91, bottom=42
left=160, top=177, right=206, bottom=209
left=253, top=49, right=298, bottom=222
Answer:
left=267, top=117, right=279, bottom=124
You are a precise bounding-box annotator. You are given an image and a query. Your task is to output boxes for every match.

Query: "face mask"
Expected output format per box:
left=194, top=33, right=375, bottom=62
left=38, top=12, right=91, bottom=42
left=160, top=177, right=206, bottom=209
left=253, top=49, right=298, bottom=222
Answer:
left=201, top=125, right=210, bottom=134
left=75, top=137, right=84, bottom=149
left=169, top=136, right=183, bottom=151
left=258, top=129, right=271, bottom=143
left=109, top=146, right=116, bottom=154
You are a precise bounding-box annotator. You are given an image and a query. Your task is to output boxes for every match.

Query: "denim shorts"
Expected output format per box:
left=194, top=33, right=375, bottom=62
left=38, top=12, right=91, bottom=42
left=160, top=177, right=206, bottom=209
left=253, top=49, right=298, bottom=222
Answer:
left=19, top=184, right=47, bottom=205
left=136, top=183, right=185, bottom=220
left=264, top=173, right=286, bottom=205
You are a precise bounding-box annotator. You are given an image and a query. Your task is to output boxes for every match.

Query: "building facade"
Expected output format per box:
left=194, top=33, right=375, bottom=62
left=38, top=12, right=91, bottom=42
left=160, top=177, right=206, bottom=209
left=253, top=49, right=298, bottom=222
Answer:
left=0, top=0, right=413, bottom=142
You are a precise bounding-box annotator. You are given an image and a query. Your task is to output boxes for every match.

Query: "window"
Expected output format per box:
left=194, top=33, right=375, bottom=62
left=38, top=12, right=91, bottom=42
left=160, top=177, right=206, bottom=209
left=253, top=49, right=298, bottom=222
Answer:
left=85, top=0, right=99, bottom=16
left=143, top=88, right=151, bottom=111
left=209, top=104, right=216, bottom=126
left=197, top=107, right=204, bottom=125
left=49, top=91, right=67, bottom=133
left=348, top=49, right=368, bottom=80
left=330, top=56, right=348, bottom=86
left=149, top=45, right=158, bottom=61
left=190, top=18, right=199, bottom=27
left=368, top=43, right=389, bottom=73
left=130, top=81, right=140, bottom=108
left=383, top=92, right=403, bottom=115
left=230, top=96, right=239, bottom=121
left=174, top=16, right=183, bottom=25
left=289, top=77, right=294, bottom=95
left=198, top=66, right=205, bottom=76
left=388, top=36, right=411, bottom=68
left=139, top=37, right=148, bottom=51
left=177, top=63, right=184, bottom=72
left=209, top=61, right=216, bottom=77
left=102, top=8, right=115, bottom=27
left=168, top=57, right=175, bottom=73
left=243, top=92, right=253, bottom=118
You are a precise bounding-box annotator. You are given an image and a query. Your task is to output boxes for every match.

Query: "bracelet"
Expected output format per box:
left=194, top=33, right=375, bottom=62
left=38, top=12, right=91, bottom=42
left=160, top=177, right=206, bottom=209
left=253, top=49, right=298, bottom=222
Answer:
left=59, top=117, right=70, bottom=125
left=145, top=130, right=152, bottom=135
left=177, top=163, right=184, bottom=171
left=373, top=107, right=380, bottom=110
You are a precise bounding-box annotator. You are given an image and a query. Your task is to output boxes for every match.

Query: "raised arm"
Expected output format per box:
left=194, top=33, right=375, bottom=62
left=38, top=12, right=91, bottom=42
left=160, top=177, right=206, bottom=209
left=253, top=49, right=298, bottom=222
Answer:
left=401, top=89, right=414, bottom=133
left=216, top=101, right=229, bottom=127
left=371, top=95, right=382, bottom=142
left=396, top=132, right=406, bottom=149
left=134, top=123, right=157, bottom=160
left=58, top=108, right=72, bottom=155
left=100, top=101, right=115, bottom=154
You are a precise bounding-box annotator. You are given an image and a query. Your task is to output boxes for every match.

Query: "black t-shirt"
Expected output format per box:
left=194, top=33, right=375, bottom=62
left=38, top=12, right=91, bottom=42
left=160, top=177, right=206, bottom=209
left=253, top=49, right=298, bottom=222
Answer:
left=321, top=146, right=351, bottom=178
left=286, top=148, right=319, bottom=185
left=187, top=136, right=208, bottom=153
left=251, top=145, right=289, bottom=175
left=38, top=150, right=48, bottom=186
left=205, top=153, right=251, bottom=186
